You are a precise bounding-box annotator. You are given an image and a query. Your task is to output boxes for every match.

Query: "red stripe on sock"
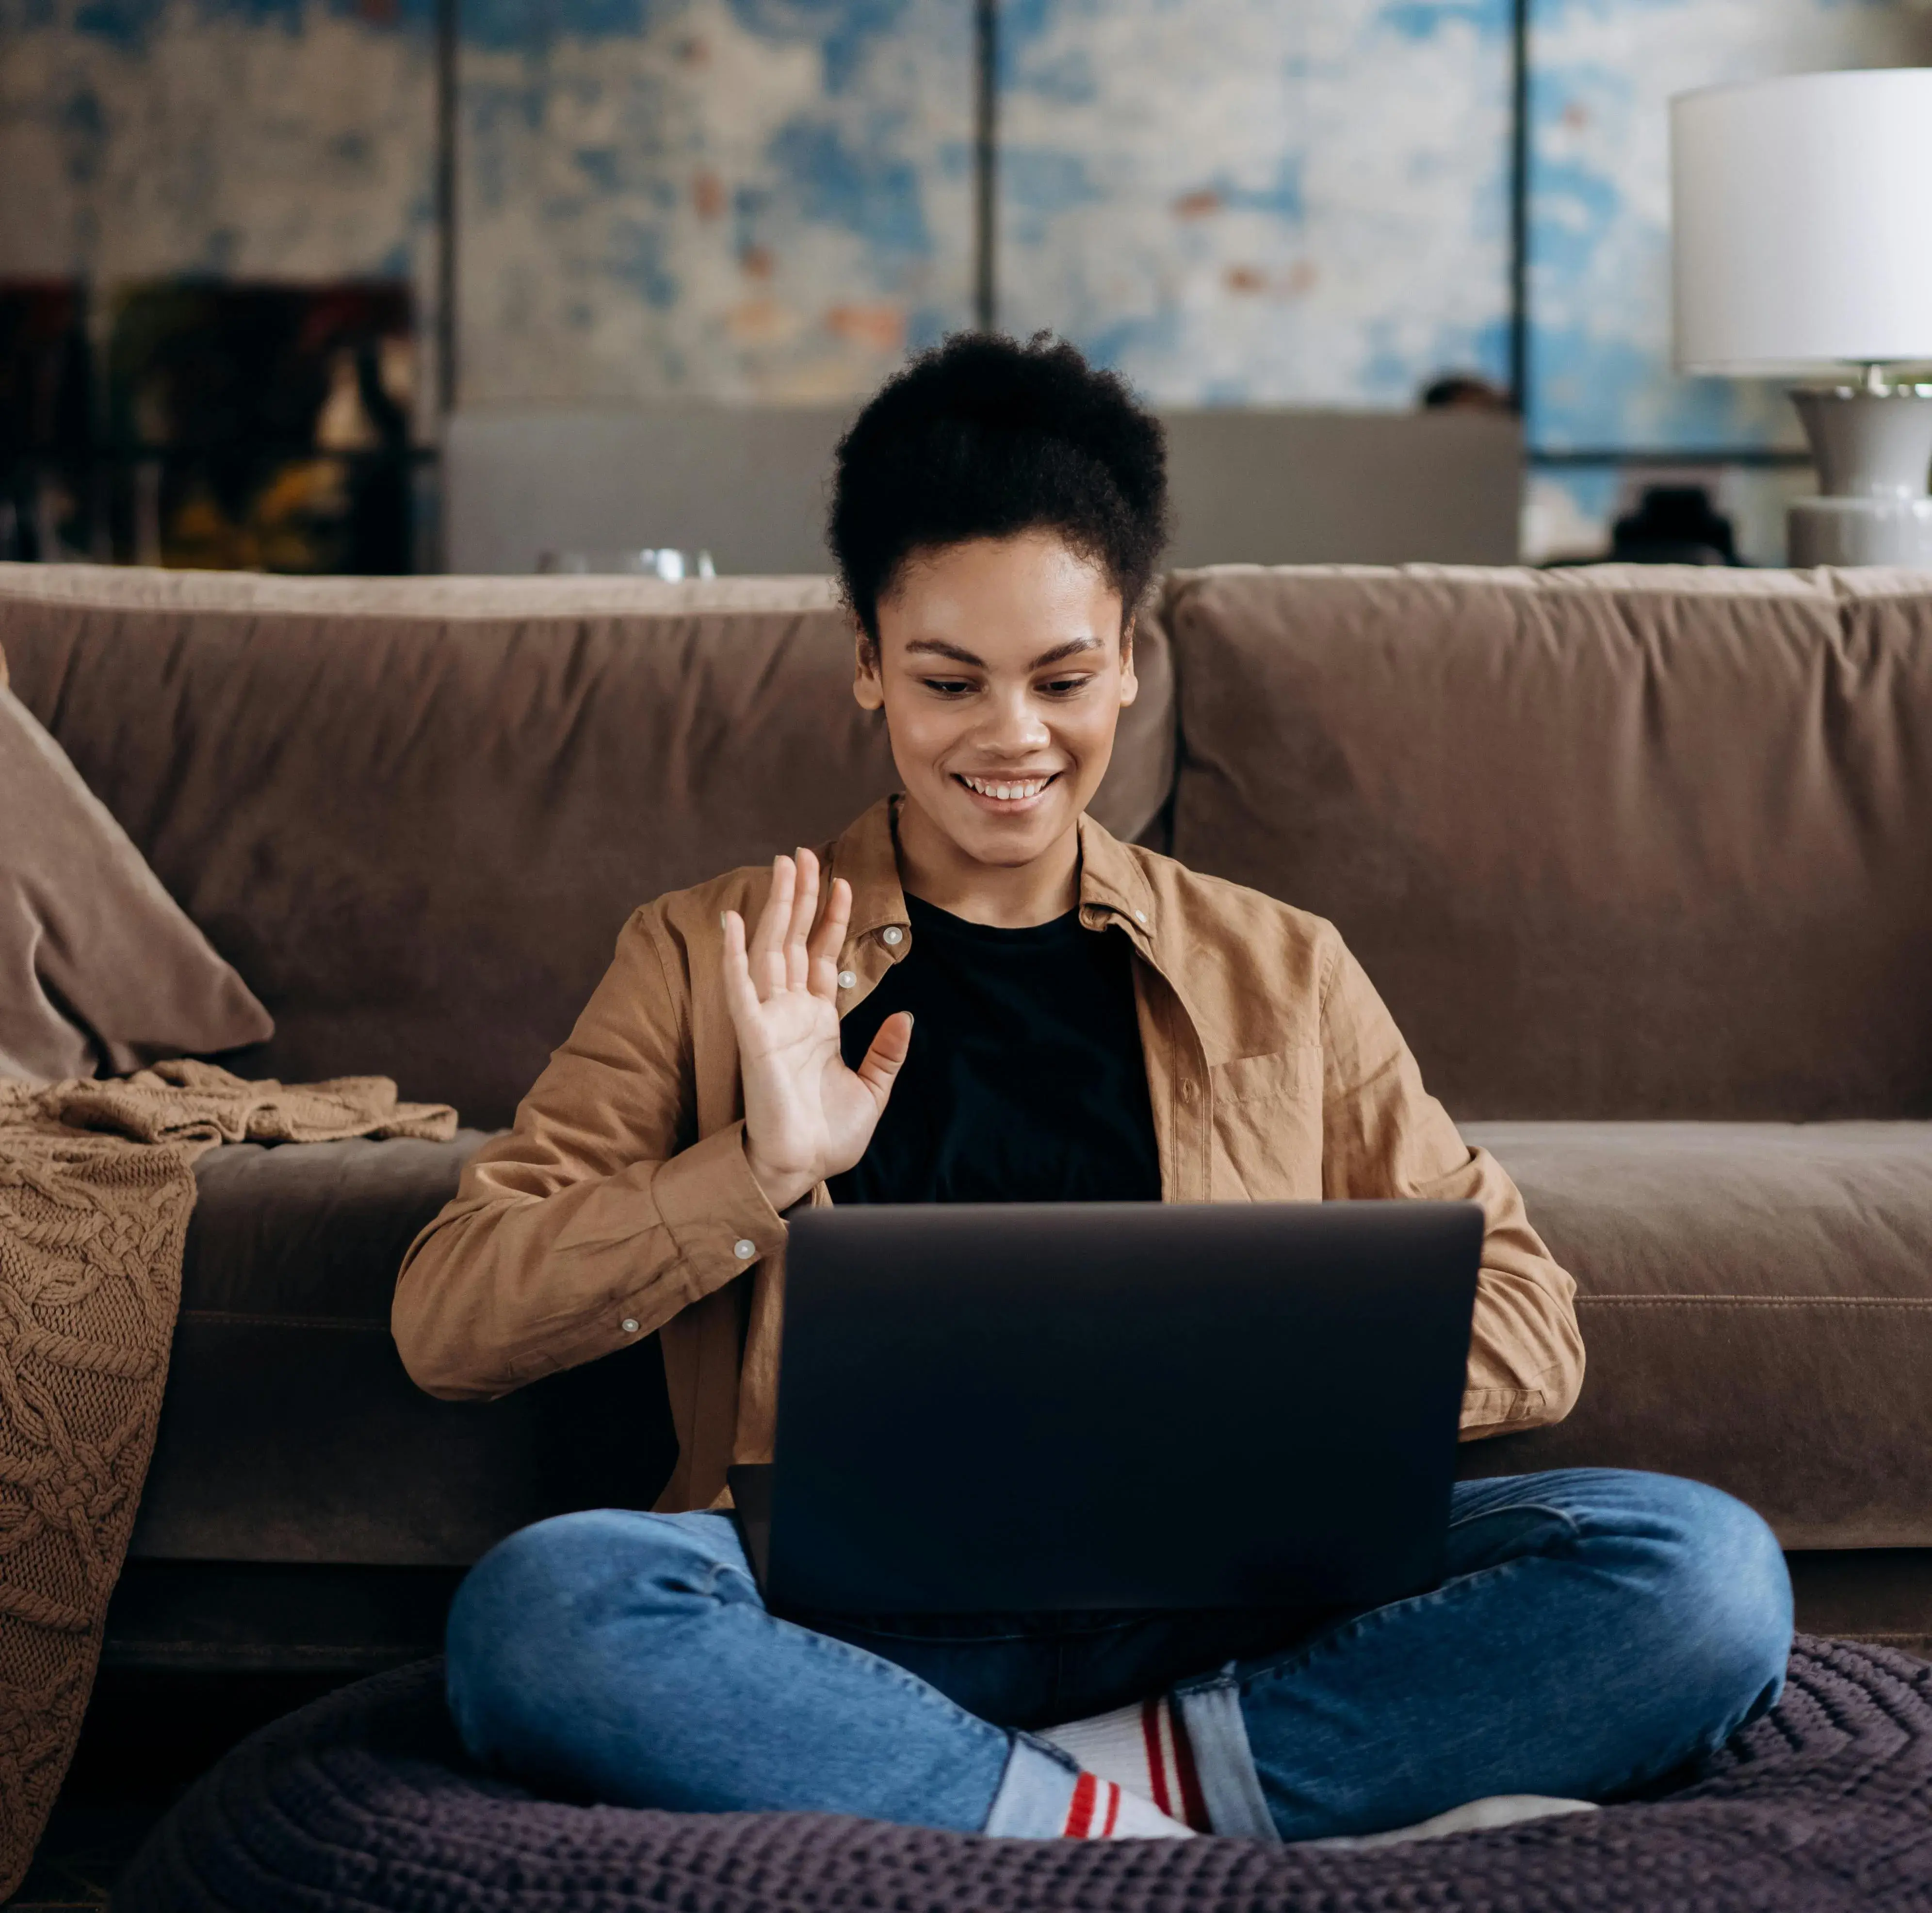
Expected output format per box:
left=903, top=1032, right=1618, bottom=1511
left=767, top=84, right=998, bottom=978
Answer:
left=1141, top=1698, right=1173, bottom=1815
left=1064, top=1771, right=1098, bottom=1838
left=1169, top=1705, right=1211, bottom=1832
left=1101, top=1782, right=1120, bottom=1836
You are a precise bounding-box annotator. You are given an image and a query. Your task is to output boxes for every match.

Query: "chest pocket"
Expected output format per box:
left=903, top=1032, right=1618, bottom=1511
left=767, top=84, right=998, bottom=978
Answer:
left=1207, top=1046, right=1323, bottom=1200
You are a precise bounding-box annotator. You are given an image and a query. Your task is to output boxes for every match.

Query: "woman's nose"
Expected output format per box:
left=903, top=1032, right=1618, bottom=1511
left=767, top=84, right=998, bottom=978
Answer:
left=980, top=689, right=1051, bottom=752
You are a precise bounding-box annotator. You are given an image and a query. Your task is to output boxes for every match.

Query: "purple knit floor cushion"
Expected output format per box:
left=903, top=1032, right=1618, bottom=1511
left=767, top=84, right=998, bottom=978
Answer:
left=118, top=1636, right=1932, bottom=1913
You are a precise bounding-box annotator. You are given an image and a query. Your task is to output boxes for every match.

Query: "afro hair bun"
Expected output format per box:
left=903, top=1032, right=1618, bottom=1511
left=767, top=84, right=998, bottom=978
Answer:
left=829, top=331, right=1169, bottom=643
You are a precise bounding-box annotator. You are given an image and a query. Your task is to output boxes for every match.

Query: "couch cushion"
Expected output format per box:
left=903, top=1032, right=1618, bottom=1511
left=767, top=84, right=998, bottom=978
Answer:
left=132, top=1133, right=677, bottom=1566
left=144, top=1120, right=1932, bottom=1564
left=0, top=680, right=271, bottom=1081
left=180, top=1131, right=498, bottom=1322
left=1458, top=1120, right=1932, bottom=1549
left=0, top=566, right=1176, bottom=1127
left=1166, top=564, right=1932, bottom=1120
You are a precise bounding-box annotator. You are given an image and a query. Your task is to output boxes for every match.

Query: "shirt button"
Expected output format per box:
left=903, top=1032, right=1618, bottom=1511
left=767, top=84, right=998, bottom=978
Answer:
left=1134, top=909, right=1148, bottom=925
left=837, top=969, right=857, bottom=990
left=620, top=1318, right=639, bottom=1334
left=1180, top=1079, right=1196, bottom=1103
left=882, top=926, right=904, bottom=947
left=733, top=1239, right=757, bottom=1260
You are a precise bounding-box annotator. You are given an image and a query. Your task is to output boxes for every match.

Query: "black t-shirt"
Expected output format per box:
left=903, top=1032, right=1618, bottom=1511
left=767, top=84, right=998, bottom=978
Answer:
left=828, top=893, right=1162, bottom=1206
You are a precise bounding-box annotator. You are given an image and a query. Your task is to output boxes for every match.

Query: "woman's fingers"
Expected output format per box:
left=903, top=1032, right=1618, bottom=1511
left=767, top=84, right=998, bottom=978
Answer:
left=784, top=848, right=819, bottom=991
left=806, top=875, right=853, bottom=999
left=747, top=855, right=795, bottom=997
left=719, top=910, right=764, bottom=1028
left=854, top=1010, right=913, bottom=1109
left=739, top=850, right=841, bottom=1005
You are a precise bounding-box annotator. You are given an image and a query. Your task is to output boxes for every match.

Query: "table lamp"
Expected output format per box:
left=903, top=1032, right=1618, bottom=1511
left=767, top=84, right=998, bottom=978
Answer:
left=1671, top=68, right=1932, bottom=566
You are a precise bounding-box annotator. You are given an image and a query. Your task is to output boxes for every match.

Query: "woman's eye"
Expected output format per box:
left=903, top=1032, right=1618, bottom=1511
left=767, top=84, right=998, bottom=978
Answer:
left=923, top=678, right=976, bottom=697
left=1040, top=676, right=1091, bottom=696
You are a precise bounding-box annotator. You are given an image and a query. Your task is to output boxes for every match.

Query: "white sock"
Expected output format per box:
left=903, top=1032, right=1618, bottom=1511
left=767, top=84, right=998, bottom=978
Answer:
left=983, top=1734, right=1198, bottom=1839
left=1059, top=1771, right=1197, bottom=1839
left=1040, top=1696, right=1211, bottom=1831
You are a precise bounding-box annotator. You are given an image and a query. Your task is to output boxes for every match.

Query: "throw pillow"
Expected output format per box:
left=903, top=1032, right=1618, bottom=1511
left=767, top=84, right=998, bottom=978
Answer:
left=0, top=657, right=272, bottom=1083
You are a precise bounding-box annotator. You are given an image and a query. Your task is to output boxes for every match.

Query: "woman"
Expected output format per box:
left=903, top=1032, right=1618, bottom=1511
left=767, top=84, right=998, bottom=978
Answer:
left=394, top=333, right=1791, bottom=1844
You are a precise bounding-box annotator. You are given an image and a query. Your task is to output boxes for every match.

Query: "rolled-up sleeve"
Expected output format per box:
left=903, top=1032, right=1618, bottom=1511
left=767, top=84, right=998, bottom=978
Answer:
left=1318, top=941, right=1585, bottom=1439
left=392, top=905, right=786, bottom=1400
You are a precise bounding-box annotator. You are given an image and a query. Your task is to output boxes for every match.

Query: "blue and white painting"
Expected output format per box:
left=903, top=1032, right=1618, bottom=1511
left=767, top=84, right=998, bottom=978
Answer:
left=0, top=0, right=435, bottom=280
left=456, top=0, right=974, bottom=401
left=0, top=0, right=974, bottom=412
left=995, top=0, right=1515, bottom=407
left=0, top=0, right=441, bottom=422
left=1, top=0, right=1928, bottom=548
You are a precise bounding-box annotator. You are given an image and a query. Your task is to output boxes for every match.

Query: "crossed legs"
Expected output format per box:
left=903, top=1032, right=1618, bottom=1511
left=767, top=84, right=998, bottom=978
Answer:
left=446, top=1468, right=1793, bottom=1841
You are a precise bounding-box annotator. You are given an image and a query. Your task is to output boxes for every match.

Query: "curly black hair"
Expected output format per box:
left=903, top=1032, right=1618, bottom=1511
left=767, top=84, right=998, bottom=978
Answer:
left=828, top=331, right=1169, bottom=648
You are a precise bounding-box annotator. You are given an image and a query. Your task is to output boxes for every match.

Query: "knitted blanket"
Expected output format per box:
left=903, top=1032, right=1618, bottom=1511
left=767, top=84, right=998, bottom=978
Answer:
left=0, top=1060, right=455, bottom=1899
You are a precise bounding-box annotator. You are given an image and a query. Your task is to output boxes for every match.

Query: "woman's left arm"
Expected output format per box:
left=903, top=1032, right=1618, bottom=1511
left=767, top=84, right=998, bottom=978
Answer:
left=1318, top=939, right=1585, bottom=1440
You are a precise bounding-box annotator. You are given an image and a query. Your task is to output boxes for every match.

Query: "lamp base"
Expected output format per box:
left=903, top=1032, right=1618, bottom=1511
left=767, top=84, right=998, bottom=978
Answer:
left=1786, top=382, right=1932, bottom=568
left=1787, top=496, right=1932, bottom=567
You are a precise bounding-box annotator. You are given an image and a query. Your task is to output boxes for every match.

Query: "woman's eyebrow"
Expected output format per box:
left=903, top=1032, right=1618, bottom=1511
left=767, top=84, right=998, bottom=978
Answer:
left=901, top=635, right=1103, bottom=667
left=1029, top=637, right=1104, bottom=668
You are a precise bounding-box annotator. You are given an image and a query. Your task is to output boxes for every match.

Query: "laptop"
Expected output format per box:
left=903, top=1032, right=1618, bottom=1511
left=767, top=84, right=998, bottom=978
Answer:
left=729, top=1200, right=1481, bottom=1617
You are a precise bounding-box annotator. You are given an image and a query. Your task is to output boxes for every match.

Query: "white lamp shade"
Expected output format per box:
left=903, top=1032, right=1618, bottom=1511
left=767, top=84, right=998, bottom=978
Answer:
left=1672, top=68, right=1932, bottom=374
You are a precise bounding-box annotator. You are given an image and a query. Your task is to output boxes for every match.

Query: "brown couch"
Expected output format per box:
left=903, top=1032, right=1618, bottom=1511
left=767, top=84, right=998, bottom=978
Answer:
left=2, top=557, right=1928, bottom=1673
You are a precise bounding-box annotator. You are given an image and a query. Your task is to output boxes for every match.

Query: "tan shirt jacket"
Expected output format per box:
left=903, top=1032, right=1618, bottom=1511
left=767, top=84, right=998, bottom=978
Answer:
left=394, top=798, right=1584, bottom=1512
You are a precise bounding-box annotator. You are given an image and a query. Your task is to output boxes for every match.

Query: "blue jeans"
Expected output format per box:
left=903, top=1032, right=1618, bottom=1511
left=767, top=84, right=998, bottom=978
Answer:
left=446, top=1468, right=1793, bottom=1842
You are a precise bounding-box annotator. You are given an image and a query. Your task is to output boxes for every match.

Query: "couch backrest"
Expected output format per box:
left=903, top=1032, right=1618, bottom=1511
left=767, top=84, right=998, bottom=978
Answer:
left=0, top=567, right=1175, bottom=1127
left=12, top=559, right=1930, bottom=1127
left=1165, top=563, right=1932, bottom=1120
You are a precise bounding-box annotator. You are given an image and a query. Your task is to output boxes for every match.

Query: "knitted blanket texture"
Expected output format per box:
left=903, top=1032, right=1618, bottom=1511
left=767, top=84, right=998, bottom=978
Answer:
left=118, top=1637, right=1932, bottom=1913
left=0, top=1061, right=455, bottom=1899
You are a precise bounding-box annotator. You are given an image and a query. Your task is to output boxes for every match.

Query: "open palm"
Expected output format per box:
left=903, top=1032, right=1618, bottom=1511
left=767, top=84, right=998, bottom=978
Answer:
left=723, top=849, right=912, bottom=1212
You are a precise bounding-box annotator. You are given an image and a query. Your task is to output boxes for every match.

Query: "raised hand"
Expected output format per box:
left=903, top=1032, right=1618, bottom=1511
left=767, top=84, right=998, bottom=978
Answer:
left=722, top=849, right=913, bottom=1211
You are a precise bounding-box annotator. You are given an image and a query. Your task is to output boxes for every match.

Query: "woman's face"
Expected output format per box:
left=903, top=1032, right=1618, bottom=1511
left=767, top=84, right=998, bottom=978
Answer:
left=855, top=531, right=1136, bottom=871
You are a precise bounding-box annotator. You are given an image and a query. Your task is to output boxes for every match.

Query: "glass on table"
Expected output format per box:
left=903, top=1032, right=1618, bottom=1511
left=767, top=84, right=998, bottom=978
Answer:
left=536, top=548, right=716, bottom=580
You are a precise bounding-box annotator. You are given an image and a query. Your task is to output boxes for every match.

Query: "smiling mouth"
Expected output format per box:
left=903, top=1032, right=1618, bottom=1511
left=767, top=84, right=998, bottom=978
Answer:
left=955, top=771, right=1059, bottom=807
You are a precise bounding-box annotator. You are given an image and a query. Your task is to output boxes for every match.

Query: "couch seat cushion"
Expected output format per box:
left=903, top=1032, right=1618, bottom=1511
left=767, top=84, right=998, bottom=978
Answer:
left=1459, top=1121, right=1932, bottom=1549
left=131, top=1133, right=676, bottom=1566
left=181, top=1131, right=497, bottom=1321
left=138, top=1119, right=1932, bottom=1564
